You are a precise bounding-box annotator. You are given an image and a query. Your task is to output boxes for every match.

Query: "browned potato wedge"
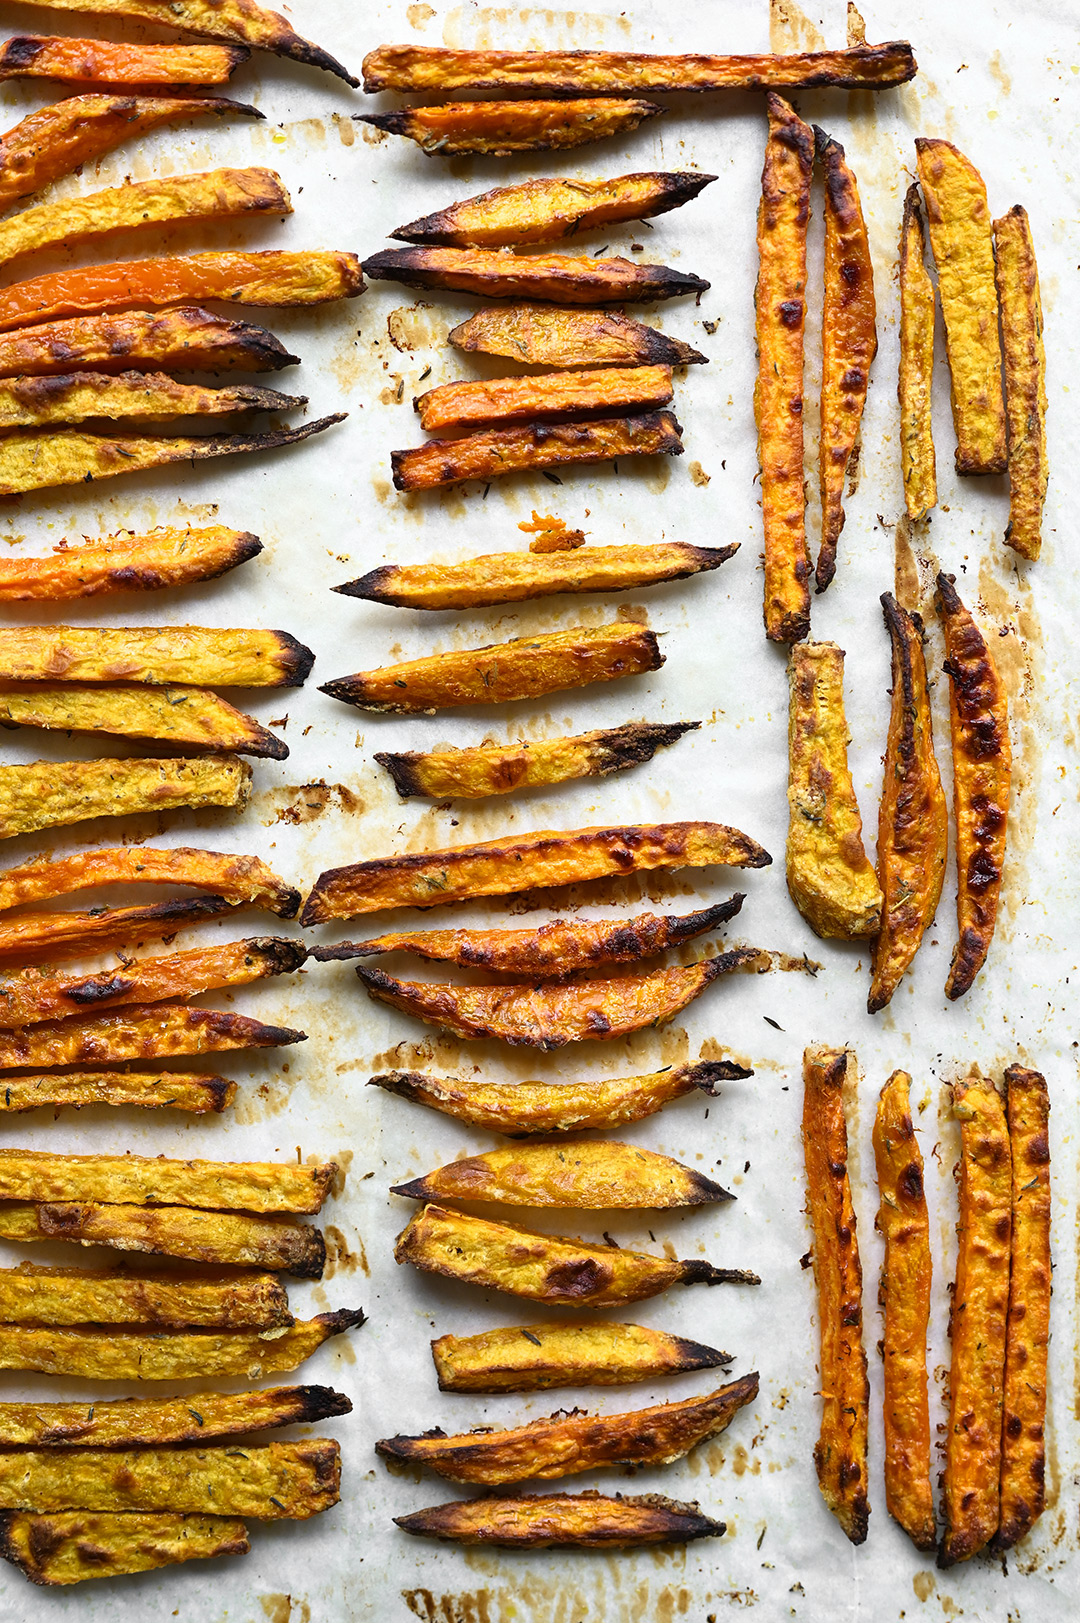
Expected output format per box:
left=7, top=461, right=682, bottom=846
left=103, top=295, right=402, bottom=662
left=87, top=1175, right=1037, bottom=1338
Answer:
left=0, top=756, right=250, bottom=841
left=391, top=410, right=683, bottom=492
left=0, top=1262, right=289, bottom=1329
left=0, top=1510, right=249, bottom=1586
left=450, top=304, right=707, bottom=368
left=0, top=1385, right=347, bottom=1448
left=0, top=1072, right=235, bottom=1114
left=0, top=372, right=301, bottom=430
left=0, top=525, right=261, bottom=603
left=0, top=308, right=297, bottom=380
left=0, top=685, right=287, bottom=759
left=0, top=625, right=311, bottom=686
left=0, top=844, right=298, bottom=915
left=364, top=247, right=707, bottom=306
left=994, top=206, right=1048, bottom=559
left=393, top=1138, right=730, bottom=1206
left=397, top=1490, right=724, bottom=1549
left=0, top=897, right=235, bottom=968
left=0, top=1003, right=305, bottom=1070
left=432, top=1320, right=731, bottom=1393
left=413, top=366, right=674, bottom=434
left=0, top=36, right=247, bottom=87
left=357, top=100, right=661, bottom=157
left=0, top=1148, right=334, bottom=1214
left=377, top=1373, right=758, bottom=1484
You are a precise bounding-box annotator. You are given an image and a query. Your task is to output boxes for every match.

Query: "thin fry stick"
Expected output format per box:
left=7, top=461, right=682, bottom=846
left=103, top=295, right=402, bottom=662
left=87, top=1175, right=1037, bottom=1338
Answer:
left=898, top=186, right=937, bottom=520
left=994, top=206, right=1048, bottom=560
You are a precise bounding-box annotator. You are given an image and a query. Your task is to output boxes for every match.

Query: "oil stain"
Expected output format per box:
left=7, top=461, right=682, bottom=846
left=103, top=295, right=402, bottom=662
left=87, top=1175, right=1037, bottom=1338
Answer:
left=403, top=1591, right=493, bottom=1623
left=265, top=781, right=365, bottom=826
left=769, top=0, right=826, bottom=53
left=323, top=1223, right=369, bottom=1278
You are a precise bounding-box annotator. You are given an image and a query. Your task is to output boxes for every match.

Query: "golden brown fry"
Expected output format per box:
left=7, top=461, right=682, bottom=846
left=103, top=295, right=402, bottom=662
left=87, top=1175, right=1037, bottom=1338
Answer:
left=391, top=411, right=683, bottom=492
left=0, top=844, right=298, bottom=915
left=0, top=624, right=311, bottom=686
left=0, top=307, right=298, bottom=380
left=395, top=1139, right=731, bottom=1208
left=357, top=100, right=662, bottom=158
left=996, top=1064, right=1051, bottom=1551
left=413, top=366, right=675, bottom=434
left=803, top=1046, right=870, bottom=1545
left=449, top=304, right=707, bottom=368
left=941, top=1075, right=1012, bottom=1566
left=814, top=128, right=876, bottom=593
left=869, top=595, right=948, bottom=1012
left=873, top=1070, right=935, bottom=1550
left=303, top=820, right=770, bottom=923
left=0, top=1002, right=304, bottom=1070
left=899, top=185, right=937, bottom=520
left=0, top=371, right=301, bottom=430
left=320, top=622, right=663, bottom=714
left=0, top=1148, right=333, bottom=1214
left=396, top=1490, right=725, bottom=1549
left=0, top=685, right=287, bottom=759
left=916, top=139, right=1006, bottom=474
left=371, top=1059, right=747, bottom=1138
left=0, top=1385, right=347, bottom=1448
left=0, top=1072, right=235, bottom=1114
left=936, top=574, right=1010, bottom=999
left=0, top=525, right=261, bottom=603
left=432, top=1320, right=730, bottom=1394
left=994, top=206, right=1047, bottom=560
left=0, top=36, right=248, bottom=87
left=365, top=247, right=707, bottom=306
left=756, top=95, right=813, bottom=642
left=0, top=1510, right=249, bottom=1586
left=396, top=1203, right=759, bottom=1307
left=0, top=756, right=250, bottom=842
left=0, top=1262, right=290, bottom=1329
left=0, top=898, right=234, bottom=968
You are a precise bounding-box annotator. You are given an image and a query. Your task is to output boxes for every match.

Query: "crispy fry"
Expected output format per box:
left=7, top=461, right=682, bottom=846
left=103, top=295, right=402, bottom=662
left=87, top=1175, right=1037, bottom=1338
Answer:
left=873, top=1070, right=935, bottom=1550
left=0, top=252, right=363, bottom=334
left=0, top=36, right=247, bottom=86
left=0, top=898, right=234, bottom=968
left=378, top=1374, right=758, bottom=1485
left=319, top=622, right=663, bottom=714
left=0, top=308, right=298, bottom=380
left=0, top=371, right=301, bottom=430
left=0, top=756, right=250, bottom=842
left=391, top=411, right=683, bottom=491
left=787, top=642, right=882, bottom=939
left=0, top=1262, right=289, bottom=1329
left=371, top=1059, right=747, bottom=1138
left=396, top=1204, right=758, bottom=1306
left=0, top=525, right=261, bottom=603
left=450, top=305, right=707, bottom=369
left=375, top=720, right=698, bottom=801
left=941, top=1075, right=1012, bottom=1566
left=365, top=247, right=707, bottom=306
left=814, top=128, right=876, bottom=593
left=899, top=186, right=937, bottom=520
left=869, top=596, right=948, bottom=1012
left=936, top=574, right=1010, bottom=999
left=0, top=624, right=311, bottom=686
left=803, top=1045, right=870, bottom=1545
left=0, top=1148, right=333, bottom=1214
left=303, top=820, right=770, bottom=924
left=915, top=139, right=1006, bottom=474
left=996, top=1064, right=1050, bottom=1551
left=357, top=100, right=662, bottom=158
left=0, top=1072, right=234, bottom=1113
left=394, top=1138, right=730, bottom=1207
left=0, top=1003, right=305, bottom=1070
left=0, top=1385, right=347, bottom=1448
left=413, top=366, right=675, bottom=434
left=0, top=844, right=298, bottom=915
left=433, top=1320, right=731, bottom=1394
left=0, top=1510, right=249, bottom=1586
left=0, top=685, right=288, bottom=758
left=994, top=206, right=1047, bottom=560
left=756, top=95, right=813, bottom=642
left=397, top=1490, right=724, bottom=1549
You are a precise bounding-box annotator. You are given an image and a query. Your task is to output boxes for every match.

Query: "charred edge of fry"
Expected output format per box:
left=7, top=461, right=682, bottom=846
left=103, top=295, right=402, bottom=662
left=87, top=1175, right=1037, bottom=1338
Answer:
left=0, top=311, right=299, bottom=379
left=362, top=248, right=709, bottom=301
left=0, top=1005, right=308, bottom=1063
left=388, top=412, right=684, bottom=494
left=55, top=936, right=307, bottom=1007
left=447, top=309, right=708, bottom=367
left=394, top=1490, right=727, bottom=1547
left=390, top=172, right=718, bottom=246
left=0, top=892, right=233, bottom=958
left=388, top=1143, right=735, bottom=1207
left=354, top=103, right=664, bottom=154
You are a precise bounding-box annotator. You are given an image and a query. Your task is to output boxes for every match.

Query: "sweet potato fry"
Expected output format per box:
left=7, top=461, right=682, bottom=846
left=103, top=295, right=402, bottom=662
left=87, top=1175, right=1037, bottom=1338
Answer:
left=391, top=410, right=683, bottom=492
left=0, top=685, right=287, bottom=758
left=0, top=1385, right=346, bottom=1448
left=873, top=1070, right=935, bottom=1550
left=0, top=756, right=250, bottom=842
left=0, top=252, right=363, bottom=334
left=0, top=1262, right=289, bottom=1329
left=941, top=1075, right=1012, bottom=1566
left=356, top=100, right=662, bottom=158
left=394, top=1138, right=730, bottom=1207
left=0, top=372, right=301, bottom=430
left=0, top=1072, right=234, bottom=1113
left=364, top=247, right=707, bottom=307
left=787, top=642, right=882, bottom=939
left=413, top=366, right=675, bottom=434
left=371, top=1059, right=746, bottom=1138
left=0, top=898, right=235, bottom=969
left=397, top=1490, right=724, bottom=1549
left=916, top=139, right=1006, bottom=474
left=868, top=596, right=948, bottom=1012
left=0, top=936, right=305, bottom=1027
left=396, top=1204, right=759, bottom=1306
left=814, top=128, right=876, bottom=593
left=756, top=95, right=813, bottom=642
left=0, top=1510, right=249, bottom=1586
left=899, top=186, right=937, bottom=520
left=433, top=1320, right=730, bottom=1394
left=0, top=624, right=311, bottom=686
left=936, top=574, right=1010, bottom=999
left=803, top=1046, right=869, bottom=1545
left=994, top=206, right=1048, bottom=560
left=378, top=1374, right=758, bottom=1485
left=0, top=1201, right=325, bottom=1277
left=0, top=307, right=298, bottom=380
left=362, top=41, right=918, bottom=93
left=0, top=37, right=248, bottom=87
left=302, top=820, right=770, bottom=924
left=0, top=1003, right=305, bottom=1070
left=319, top=622, right=663, bottom=714
left=996, top=1064, right=1051, bottom=1551
left=375, top=720, right=698, bottom=802
left=0, top=844, right=298, bottom=915
left=0, top=1147, right=334, bottom=1214
left=0, top=525, right=261, bottom=603
left=449, top=305, right=707, bottom=369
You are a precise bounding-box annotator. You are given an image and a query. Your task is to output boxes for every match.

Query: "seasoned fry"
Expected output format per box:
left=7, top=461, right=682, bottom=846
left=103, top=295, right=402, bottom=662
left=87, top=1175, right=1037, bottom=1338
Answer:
left=915, top=139, right=1006, bottom=474
left=397, top=1490, right=725, bottom=1549
left=0, top=756, right=250, bottom=842
left=391, top=411, right=683, bottom=492
left=941, top=1075, right=1012, bottom=1566
left=994, top=206, right=1047, bottom=560
left=0, top=307, right=298, bottom=380
left=364, top=247, right=707, bottom=306
left=869, top=597, right=947, bottom=1012
left=0, top=897, right=232, bottom=967
left=413, top=366, right=675, bottom=434
left=303, top=820, right=770, bottom=924
left=0, top=1003, right=305, bottom=1070
left=0, top=36, right=247, bottom=87
left=787, top=642, right=882, bottom=939
left=814, top=128, right=876, bottom=593
left=0, top=1510, right=249, bottom=1586
left=996, top=1064, right=1051, bottom=1551
left=376, top=720, right=698, bottom=801
left=394, top=1138, right=731, bottom=1206
left=0, top=252, right=363, bottom=334
left=378, top=1374, right=758, bottom=1485
left=0, top=1072, right=234, bottom=1114
left=873, top=1070, right=935, bottom=1550
left=0, top=844, right=298, bottom=916
left=936, top=574, right=1010, bottom=999
left=0, top=372, right=301, bottom=430
left=0, top=685, right=287, bottom=759
left=0, top=625, right=311, bottom=687
left=756, top=95, right=813, bottom=642
left=0, top=1148, right=334, bottom=1214
left=0, top=525, right=261, bottom=603
left=433, top=1320, right=730, bottom=1394
left=450, top=305, right=707, bottom=369
left=359, top=99, right=661, bottom=158
left=359, top=950, right=762, bottom=1048
left=0, top=936, right=306, bottom=1027
left=396, top=1204, right=759, bottom=1306
left=0, top=1385, right=347, bottom=1448
left=803, top=1046, right=869, bottom=1545
left=0, top=1263, right=290, bottom=1329
left=371, top=1059, right=747, bottom=1138
left=899, top=186, right=937, bottom=520
left=320, top=622, right=663, bottom=714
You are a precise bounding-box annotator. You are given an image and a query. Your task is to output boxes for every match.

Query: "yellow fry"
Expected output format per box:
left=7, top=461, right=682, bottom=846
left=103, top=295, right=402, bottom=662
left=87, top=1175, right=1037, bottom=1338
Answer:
left=0, top=623, right=310, bottom=686
left=0, top=1511, right=249, bottom=1586
left=994, top=206, right=1048, bottom=559
left=393, top=1138, right=731, bottom=1207
left=0, top=756, right=249, bottom=841
left=898, top=185, right=937, bottom=520
left=0, top=1147, right=333, bottom=1214
left=0, top=684, right=286, bottom=759
left=0, top=525, right=261, bottom=603
left=432, top=1319, right=730, bottom=1393
left=0, top=1263, right=290, bottom=1329
left=0, top=371, right=300, bottom=429
left=0, top=1072, right=234, bottom=1114
left=0, top=1385, right=347, bottom=1448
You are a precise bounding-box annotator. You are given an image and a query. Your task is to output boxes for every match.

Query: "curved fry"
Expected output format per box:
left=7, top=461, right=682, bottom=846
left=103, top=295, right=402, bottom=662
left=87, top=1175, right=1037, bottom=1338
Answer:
left=0, top=844, right=298, bottom=915
left=432, top=1319, right=730, bottom=1393
left=359, top=100, right=661, bottom=158
left=396, top=1490, right=725, bottom=1549
left=0, top=897, right=233, bottom=968
left=392, top=1138, right=731, bottom=1207
left=0, top=1004, right=305, bottom=1070
left=0, top=525, right=261, bottom=602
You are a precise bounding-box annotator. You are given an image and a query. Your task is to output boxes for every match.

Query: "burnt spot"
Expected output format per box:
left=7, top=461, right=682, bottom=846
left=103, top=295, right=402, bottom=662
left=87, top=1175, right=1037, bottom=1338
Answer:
left=1, top=37, right=46, bottom=68
left=899, top=1162, right=924, bottom=1201
left=64, top=975, right=136, bottom=1006
left=840, top=263, right=861, bottom=287
left=544, top=1258, right=611, bottom=1298
left=995, top=1214, right=1011, bottom=1241
left=1027, top=1130, right=1050, bottom=1166
left=1005, top=1413, right=1023, bottom=1440
left=966, top=850, right=1000, bottom=893
left=778, top=300, right=803, bottom=329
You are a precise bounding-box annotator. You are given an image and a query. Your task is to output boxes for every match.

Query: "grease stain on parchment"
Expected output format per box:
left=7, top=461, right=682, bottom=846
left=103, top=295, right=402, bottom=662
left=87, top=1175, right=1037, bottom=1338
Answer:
left=442, top=6, right=630, bottom=50
left=769, top=0, right=826, bottom=53
left=260, top=1598, right=311, bottom=1623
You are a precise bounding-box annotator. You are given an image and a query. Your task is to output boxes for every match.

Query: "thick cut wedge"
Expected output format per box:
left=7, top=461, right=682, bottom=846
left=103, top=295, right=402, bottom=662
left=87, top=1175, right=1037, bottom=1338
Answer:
left=0, top=844, right=298, bottom=915
left=433, top=1320, right=731, bottom=1393
left=397, top=1491, right=724, bottom=1549
left=0, top=308, right=297, bottom=380
left=364, top=247, right=707, bottom=306
left=0, top=1385, right=346, bottom=1448
left=994, top=206, right=1047, bottom=560
left=0, top=1510, right=248, bottom=1586
left=0, top=624, right=311, bottom=686
left=303, top=820, right=770, bottom=924
left=357, top=100, right=661, bottom=158
left=0, top=1148, right=334, bottom=1214
left=0, top=1002, right=304, bottom=1070
left=393, top=1138, right=731, bottom=1206
left=0, top=685, right=287, bottom=758
left=413, top=366, right=675, bottom=434
left=899, top=186, right=937, bottom=520
left=450, top=305, right=706, bottom=369
left=0, top=1072, right=234, bottom=1113
left=0, top=1262, right=289, bottom=1329
left=396, top=1204, right=759, bottom=1306
left=391, top=411, right=682, bottom=492
left=0, top=37, right=247, bottom=86
left=0, top=371, right=301, bottom=430
left=0, top=525, right=261, bottom=603
left=0, top=897, right=233, bottom=968
left=0, top=756, right=249, bottom=841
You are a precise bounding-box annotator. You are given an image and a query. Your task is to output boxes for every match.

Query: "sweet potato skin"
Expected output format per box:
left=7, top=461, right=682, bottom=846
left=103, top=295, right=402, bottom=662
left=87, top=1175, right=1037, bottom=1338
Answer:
left=359, top=99, right=661, bottom=157
left=393, top=1139, right=731, bottom=1208
left=994, top=206, right=1048, bottom=560
left=899, top=186, right=937, bottom=520
left=450, top=304, right=707, bottom=368
left=0, top=755, right=250, bottom=841
left=0, top=371, right=301, bottom=430
left=0, top=1263, right=290, bottom=1330
left=0, top=1072, right=235, bottom=1114
left=432, top=1320, right=731, bottom=1393
left=0, top=845, right=298, bottom=916
left=0, top=896, right=234, bottom=968
left=0, top=624, right=311, bottom=687
left=0, top=1386, right=345, bottom=1449
left=413, top=365, right=674, bottom=434
left=365, top=247, right=707, bottom=308
left=0, top=307, right=298, bottom=380
left=390, top=410, right=684, bottom=492
left=0, top=1003, right=304, bottom=1070
left=0, top=684, right=287, bottom=759
left=0, top=525, right=261, bottom=602
left=396, top=1490, right=725, bottom=1548
left=0, top=1509, right=249, bottom=1585
left=0, top=36, right=247, bottom=86
left=0, top=1147, right=333, bottom=1215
